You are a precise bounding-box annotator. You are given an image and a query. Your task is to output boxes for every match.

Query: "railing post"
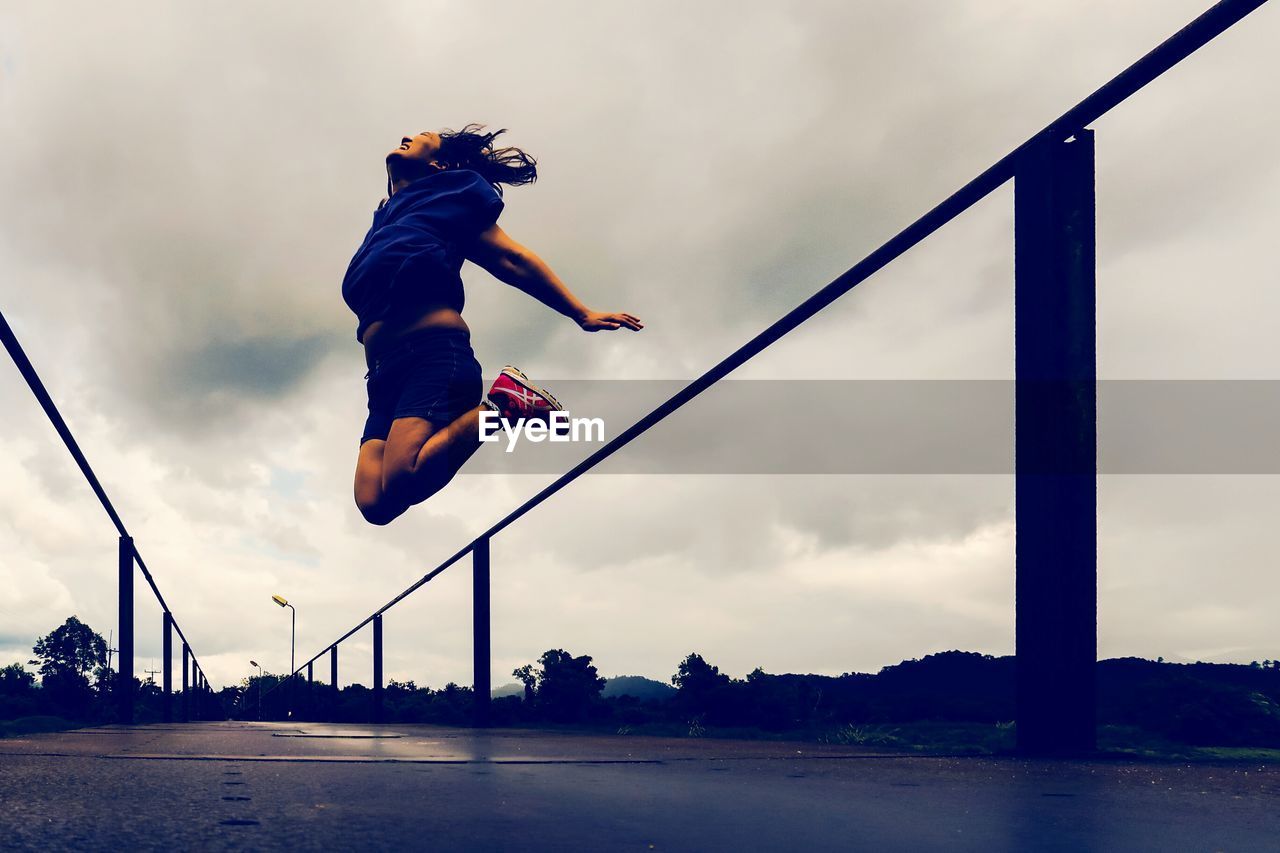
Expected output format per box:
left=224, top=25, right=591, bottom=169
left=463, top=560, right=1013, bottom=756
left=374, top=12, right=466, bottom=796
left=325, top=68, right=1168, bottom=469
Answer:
left=330, top=645, right=339, bottom=723
left=372, top=615, right=383, bottom=724
left=473, top=538, right=491, bottom=728
left=117, top=535, right=135, bottom=725
left=1014, top=129, right=1098, bottom=756
left=162, top=612, right=173, bottom=723
left=181, top=645, right=190, bottom=723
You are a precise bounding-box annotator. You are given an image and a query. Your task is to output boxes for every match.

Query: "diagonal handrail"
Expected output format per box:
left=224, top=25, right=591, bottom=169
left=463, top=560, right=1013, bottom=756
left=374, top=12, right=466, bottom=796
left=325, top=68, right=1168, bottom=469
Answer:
left=0, top=312, right=206, bottom=672
left=278, top=0, right=1272, bottom=680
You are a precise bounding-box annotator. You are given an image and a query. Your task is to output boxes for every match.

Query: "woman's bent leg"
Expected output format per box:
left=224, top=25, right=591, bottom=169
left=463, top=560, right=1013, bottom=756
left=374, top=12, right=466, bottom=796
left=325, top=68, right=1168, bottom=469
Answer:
left=354, top=439, right=396, bottom=525
left=353, top=404, right=486, bottom=525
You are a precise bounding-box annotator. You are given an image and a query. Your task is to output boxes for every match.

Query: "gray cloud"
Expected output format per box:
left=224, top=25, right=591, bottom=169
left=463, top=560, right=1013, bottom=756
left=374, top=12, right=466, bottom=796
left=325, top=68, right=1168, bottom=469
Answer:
left=1, top=1, right=1277, bottom=687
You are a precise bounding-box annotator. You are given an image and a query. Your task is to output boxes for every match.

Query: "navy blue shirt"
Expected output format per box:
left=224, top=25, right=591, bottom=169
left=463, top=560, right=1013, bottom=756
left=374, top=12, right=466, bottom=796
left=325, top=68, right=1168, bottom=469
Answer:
left=341, top=169, right=505, bottom=341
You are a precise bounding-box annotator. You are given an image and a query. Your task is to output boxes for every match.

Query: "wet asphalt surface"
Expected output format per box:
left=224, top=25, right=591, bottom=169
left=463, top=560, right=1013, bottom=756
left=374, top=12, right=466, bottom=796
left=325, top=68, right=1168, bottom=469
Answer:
left=0, top=722, right=1276, bottom=851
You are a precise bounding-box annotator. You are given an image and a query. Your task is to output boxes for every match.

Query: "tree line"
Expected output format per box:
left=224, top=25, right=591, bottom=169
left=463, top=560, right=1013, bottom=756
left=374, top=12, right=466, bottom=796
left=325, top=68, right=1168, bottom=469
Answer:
left=241, top=649, right=1280, bottom=748
left=6, top=616, right=1280, bottom=749
left=0, top=616, right=220, bottom=724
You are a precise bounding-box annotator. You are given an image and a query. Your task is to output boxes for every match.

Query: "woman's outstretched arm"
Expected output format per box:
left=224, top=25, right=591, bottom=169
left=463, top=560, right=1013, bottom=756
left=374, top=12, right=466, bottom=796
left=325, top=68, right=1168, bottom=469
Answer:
left=465, top=223, right=643, bottom=332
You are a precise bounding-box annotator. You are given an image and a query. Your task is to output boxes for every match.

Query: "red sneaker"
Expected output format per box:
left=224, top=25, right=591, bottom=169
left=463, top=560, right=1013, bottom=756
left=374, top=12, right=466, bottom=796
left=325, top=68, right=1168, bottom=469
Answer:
left=486, top=366, right=564, bottom=423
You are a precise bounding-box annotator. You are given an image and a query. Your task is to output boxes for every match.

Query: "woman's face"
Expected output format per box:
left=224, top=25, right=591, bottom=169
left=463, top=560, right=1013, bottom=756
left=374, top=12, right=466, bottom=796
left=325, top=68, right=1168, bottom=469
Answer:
left=386, top=131, right=444, bottom=170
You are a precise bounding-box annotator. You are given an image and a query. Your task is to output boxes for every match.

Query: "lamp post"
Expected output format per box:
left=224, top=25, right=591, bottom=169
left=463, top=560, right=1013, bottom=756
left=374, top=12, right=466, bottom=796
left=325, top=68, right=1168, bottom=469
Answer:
left=249, top=660, right=263, bottom=720
left=272, top=594, right=296, bottom=717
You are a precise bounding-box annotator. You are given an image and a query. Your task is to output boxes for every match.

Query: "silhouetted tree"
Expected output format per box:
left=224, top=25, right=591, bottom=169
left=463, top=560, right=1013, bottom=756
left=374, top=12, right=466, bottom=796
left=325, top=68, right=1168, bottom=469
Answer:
left=29, top=616, right=107, bottom=719
left=0, top=663, right=35, bottom=694
left=744, top=668, right=825, bottom=730
left=513, top=664, right=537, bottom=703
left=0, top=663, right=38, bottom=719
left=671, top=653, right=746, bottom=726
left=672, top=653, right=729, bottom=693
left=30, top=616, right=106, bottom=682
left=523, top=649, right=605, bottom=723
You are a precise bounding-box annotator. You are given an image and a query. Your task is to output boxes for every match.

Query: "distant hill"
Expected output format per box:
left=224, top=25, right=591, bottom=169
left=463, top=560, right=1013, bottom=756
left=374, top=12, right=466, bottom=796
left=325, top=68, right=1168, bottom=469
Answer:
left=491, top=683, right=525, bottom=699
left=492, top=676, right=674, bottom=701
left=603, top=675, right=676, bottom=701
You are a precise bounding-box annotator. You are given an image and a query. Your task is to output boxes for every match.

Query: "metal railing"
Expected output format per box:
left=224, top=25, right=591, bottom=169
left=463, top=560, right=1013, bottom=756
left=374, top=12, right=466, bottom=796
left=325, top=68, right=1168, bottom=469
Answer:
left=0, top=314, right=214, bottom=723
left=286, top=0, right=1272, bottom=750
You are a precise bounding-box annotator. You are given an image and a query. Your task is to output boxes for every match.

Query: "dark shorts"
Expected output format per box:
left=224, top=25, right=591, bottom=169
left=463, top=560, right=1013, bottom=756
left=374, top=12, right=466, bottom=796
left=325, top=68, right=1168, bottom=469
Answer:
left=360, top=327, right=484, bottom=445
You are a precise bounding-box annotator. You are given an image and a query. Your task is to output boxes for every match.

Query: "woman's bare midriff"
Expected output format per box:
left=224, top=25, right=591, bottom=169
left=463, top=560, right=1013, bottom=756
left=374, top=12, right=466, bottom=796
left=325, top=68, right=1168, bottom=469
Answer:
left=361, top=304, right=470, bottom=369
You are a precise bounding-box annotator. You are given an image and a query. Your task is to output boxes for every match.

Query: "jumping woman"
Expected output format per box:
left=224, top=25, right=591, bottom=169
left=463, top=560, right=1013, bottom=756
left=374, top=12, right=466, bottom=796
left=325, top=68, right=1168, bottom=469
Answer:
left=342, top=124, right=643, bottom=526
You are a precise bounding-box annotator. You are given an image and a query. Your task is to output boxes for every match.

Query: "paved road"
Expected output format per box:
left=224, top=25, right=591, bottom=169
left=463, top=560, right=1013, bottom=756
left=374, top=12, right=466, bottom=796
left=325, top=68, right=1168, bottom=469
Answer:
left=0, top=722, right=1276, bottom=851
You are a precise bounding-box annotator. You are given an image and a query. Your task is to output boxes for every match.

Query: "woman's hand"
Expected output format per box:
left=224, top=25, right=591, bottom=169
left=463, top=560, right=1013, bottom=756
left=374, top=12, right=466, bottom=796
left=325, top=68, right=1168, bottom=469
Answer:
left=579, top=310, right=643, bottom=332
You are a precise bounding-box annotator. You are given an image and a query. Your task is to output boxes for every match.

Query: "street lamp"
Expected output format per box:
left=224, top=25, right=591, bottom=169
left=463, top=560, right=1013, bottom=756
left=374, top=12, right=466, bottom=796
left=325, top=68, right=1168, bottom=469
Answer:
left=272, top=594, right=296, bottom=717
left=249, top=660, right=263, bottom=720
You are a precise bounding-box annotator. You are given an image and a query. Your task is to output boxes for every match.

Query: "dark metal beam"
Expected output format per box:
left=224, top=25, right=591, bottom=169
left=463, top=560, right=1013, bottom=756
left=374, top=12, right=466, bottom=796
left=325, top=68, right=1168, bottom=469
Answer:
left=372, top=615, right=383, bottom=724
left=1014, top=131, right=1098, bottom=756
left=473, top=538, right=491, bottom=728
left=330, top=646, right=339, bottom=723
left=162, top=612, right=173, bottom=723
left=181, top=644, right=190, bottom=723
left=117, top=536, right=134, bottom=725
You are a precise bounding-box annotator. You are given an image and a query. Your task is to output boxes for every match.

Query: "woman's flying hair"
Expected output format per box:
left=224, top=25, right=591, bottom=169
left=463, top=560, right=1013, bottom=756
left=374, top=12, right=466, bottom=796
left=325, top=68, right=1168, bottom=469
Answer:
left=437, top=123, right=538, bottom=195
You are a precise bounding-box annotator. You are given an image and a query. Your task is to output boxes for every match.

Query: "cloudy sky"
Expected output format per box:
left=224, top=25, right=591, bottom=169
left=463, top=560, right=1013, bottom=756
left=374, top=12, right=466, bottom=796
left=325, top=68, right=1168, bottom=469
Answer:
left=1, top=1, right=1278, bottom=692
